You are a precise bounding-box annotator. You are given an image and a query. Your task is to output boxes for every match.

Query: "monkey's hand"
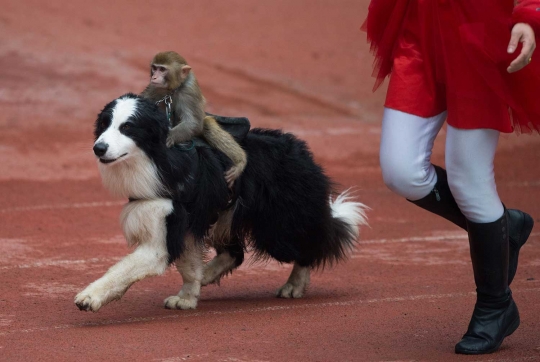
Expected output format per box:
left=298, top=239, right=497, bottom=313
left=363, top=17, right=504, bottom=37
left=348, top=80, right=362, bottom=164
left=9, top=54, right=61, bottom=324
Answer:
left=167, top=122, right=196, bottom=148
left=224, top=165, right=244, bottom=189
left=166, top=132, right=190, bottom=148
left=166, top=134, right=176, bottom=148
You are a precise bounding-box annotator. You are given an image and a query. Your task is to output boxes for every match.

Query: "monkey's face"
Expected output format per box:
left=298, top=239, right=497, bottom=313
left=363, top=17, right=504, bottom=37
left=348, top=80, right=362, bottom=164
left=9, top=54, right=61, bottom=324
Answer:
left=150, top=64, right=169, bottom=89
left=149, top=61, right=192, bottom=91
left=93, top=95, right=168, bottom=165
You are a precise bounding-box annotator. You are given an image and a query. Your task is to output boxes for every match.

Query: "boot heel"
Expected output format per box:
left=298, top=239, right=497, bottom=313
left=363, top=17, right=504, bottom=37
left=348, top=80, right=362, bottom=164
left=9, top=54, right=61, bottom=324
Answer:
left=508, top=210, right=534, bottom=284
left=505, top=314, right=520, bottom=337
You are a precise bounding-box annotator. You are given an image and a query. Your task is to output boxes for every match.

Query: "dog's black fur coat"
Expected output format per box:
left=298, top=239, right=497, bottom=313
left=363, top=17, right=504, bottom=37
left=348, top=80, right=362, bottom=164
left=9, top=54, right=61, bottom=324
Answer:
left=95, top=94, right=357, bottom=268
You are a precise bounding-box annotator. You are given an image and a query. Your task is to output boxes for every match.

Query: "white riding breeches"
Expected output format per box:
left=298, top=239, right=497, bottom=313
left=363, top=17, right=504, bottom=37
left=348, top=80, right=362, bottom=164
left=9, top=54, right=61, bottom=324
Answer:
left=379, top=107, right=504, bottom=223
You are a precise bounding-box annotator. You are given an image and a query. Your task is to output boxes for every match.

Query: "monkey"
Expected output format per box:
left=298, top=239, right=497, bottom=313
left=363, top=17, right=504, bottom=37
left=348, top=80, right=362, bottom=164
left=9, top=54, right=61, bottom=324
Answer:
left=140, top=51, right=247, bottom=187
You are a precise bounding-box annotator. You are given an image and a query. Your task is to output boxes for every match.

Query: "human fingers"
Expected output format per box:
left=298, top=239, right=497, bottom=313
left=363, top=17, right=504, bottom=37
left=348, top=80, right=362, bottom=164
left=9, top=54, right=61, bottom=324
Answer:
left=507, top=39, right=535, bottom=73
left=507, top=26, right=522, bottom=54
left=507, top=27, right=536, bottom=73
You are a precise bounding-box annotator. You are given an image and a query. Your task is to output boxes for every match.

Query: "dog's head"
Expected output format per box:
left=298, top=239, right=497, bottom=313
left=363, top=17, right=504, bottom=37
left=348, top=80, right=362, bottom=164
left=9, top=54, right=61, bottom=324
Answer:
left=93, top=94, right=169, bottom=199
left=93, top=93, right=168, bottom=165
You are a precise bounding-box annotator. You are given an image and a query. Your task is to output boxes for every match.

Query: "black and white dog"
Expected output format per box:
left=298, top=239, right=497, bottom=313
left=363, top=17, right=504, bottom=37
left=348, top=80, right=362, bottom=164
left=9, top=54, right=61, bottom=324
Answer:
left=75, top=93, right=368, bottom=312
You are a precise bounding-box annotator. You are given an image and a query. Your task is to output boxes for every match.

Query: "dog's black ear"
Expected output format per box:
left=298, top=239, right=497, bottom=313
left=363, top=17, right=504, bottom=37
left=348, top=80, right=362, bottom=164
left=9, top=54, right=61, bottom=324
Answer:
left=206, top=113, right=251, bottom=142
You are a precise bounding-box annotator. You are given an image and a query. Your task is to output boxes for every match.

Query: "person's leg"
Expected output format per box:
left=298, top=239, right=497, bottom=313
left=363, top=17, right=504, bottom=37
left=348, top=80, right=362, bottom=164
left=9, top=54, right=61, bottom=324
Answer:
left=445, top=125, right=519, bottom=354
left=379, top=107, right=446, bottom=200
left=380, top=107, right=476, bottom=231
left=445, top=126, right=503, bottom=223
left=380, top=108, right=532, bottom=284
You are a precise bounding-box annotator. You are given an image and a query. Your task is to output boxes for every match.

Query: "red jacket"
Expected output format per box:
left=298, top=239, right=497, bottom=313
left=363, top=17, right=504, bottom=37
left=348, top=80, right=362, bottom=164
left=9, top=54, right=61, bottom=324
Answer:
left=363, top=0, right=540, bottom=133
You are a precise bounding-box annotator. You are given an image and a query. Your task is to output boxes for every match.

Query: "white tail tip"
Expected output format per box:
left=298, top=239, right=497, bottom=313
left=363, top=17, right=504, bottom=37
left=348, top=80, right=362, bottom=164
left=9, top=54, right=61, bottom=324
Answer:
left=330, top=190, right=370, bottom=239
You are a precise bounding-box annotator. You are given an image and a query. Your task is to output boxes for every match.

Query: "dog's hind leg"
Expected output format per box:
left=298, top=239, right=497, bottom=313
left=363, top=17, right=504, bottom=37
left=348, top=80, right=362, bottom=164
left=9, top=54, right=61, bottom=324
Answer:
left=201, top=243, right=244, bottom=286
left=164, top=235, right=204, bottom=310
left=276, top=262, right=311, bottom=298
left=201, top=251, right=236, bottom=286
left=201, top=209, right=244, bottom=286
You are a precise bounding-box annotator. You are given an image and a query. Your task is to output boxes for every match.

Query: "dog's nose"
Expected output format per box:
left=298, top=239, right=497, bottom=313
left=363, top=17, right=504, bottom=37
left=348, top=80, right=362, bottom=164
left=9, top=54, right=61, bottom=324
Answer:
left=93, top=142, right=109, bottom=157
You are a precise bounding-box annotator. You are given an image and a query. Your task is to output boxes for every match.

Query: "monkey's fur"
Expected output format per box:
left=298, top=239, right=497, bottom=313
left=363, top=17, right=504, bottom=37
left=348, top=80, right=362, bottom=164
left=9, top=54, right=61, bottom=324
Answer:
left=141, top=51, right=247, bottom=187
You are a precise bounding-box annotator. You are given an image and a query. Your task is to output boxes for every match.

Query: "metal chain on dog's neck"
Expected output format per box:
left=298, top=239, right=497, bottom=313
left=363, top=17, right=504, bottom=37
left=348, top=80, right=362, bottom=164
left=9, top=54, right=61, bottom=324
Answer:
left=155, top=94, right=173, bottom=127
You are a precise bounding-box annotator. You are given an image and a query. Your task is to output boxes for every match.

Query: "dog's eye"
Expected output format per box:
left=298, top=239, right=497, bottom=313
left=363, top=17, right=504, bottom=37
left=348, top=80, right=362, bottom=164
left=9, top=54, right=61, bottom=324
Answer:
left=120, top=122, right=133, bottom=132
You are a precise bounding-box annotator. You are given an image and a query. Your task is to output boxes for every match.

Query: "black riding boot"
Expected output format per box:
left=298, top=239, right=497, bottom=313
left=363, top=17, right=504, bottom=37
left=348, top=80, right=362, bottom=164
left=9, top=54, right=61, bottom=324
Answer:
left=455, top=211, right=520, bottom=354
left=408, top=165, right=533, bottom=284
left=408, top=165, right=467, bottom=229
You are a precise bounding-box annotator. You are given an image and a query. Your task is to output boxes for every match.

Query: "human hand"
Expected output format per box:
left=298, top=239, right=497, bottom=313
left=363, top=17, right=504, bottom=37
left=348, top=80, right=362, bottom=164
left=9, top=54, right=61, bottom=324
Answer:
left=507, top=22, right=536, bottom=73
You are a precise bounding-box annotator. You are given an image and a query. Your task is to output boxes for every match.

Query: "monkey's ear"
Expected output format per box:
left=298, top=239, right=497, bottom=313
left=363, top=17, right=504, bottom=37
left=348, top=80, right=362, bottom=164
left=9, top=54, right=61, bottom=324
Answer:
left=180, top=65, right=192, bottom=79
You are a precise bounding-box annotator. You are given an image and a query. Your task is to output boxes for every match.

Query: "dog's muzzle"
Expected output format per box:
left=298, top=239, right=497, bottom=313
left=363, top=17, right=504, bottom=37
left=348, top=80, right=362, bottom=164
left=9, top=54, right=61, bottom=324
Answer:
left=93, top=142, right=109, bottom=157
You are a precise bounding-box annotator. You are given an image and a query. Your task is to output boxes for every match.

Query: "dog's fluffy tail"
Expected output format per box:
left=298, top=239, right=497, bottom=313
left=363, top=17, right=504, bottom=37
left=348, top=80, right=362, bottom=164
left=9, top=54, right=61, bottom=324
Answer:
left=330, top=190, right=369, bottom=240
left=322, top=190, right=369, bottom=267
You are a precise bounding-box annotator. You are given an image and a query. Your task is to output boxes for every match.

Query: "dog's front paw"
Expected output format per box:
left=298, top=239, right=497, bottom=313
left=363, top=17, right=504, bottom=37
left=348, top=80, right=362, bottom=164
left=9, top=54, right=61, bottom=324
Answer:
left=276, top=282, right=306, bottom=299
left=163, top=295, right=198, bottom=310
left=74, top=288, right=106, bottom=312
left=74, top=281, right=124, bottom=312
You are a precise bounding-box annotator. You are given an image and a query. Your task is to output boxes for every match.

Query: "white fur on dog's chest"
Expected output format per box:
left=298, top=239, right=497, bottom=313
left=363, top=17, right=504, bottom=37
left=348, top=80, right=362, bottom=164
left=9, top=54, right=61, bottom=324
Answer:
left=98, top=150, right=165, bottom=200
left=120, top=199, right=174, bottom=247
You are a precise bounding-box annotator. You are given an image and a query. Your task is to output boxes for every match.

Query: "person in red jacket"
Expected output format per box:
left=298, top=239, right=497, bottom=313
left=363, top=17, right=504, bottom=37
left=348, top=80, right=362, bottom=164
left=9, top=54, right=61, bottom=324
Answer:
left=363, top=0, right=539, bottom=355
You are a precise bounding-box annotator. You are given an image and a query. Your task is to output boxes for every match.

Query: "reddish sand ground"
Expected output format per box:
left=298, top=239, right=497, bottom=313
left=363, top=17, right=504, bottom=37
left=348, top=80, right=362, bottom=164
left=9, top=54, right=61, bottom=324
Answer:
left=1, top=1, right=539, bottom=361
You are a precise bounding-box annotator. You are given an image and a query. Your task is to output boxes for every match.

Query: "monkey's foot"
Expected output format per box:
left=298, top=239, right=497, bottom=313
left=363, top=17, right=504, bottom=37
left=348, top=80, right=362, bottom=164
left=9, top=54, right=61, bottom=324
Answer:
left=224, top=165, right=243, bottom=188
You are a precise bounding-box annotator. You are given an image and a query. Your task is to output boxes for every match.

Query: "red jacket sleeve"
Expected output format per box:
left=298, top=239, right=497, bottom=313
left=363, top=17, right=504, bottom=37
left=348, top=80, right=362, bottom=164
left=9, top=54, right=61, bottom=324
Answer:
left=512, top=0, right=540, bottom=36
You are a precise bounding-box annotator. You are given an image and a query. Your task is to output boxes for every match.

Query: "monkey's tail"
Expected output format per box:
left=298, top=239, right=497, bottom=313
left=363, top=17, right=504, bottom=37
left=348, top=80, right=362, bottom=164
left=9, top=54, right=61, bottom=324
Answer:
left=203, top=116, right=247, bottom=167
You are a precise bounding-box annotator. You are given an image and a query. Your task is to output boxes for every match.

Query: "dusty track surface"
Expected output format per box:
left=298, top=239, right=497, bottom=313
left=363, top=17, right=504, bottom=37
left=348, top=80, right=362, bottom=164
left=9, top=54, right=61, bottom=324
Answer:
left=1, top=1, right=539, bottom=361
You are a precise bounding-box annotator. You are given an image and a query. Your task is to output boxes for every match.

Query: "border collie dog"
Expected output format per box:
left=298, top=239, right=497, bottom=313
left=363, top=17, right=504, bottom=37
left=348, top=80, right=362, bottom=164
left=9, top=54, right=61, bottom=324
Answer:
left=75, top=93, right=368, bottom=312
